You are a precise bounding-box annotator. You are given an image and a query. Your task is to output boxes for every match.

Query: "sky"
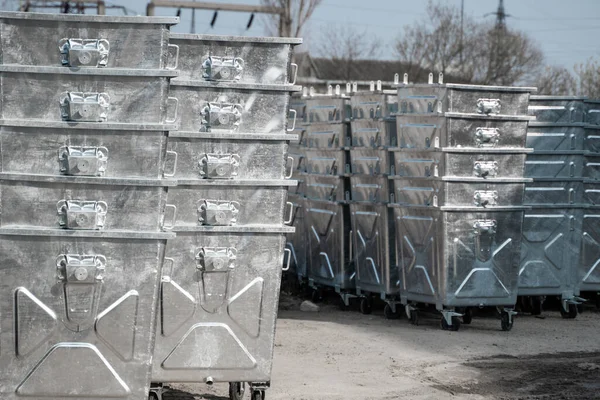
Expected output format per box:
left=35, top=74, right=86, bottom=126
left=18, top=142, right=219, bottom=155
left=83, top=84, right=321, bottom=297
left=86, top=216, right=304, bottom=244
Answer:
left=17, top=0, right=600, bottom=68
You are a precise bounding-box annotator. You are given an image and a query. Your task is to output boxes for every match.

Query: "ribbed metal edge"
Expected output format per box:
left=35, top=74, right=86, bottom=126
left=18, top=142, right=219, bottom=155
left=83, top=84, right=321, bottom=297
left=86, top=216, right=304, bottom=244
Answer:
left=442, top=176, right=532, bottom=183
left=0, top=119, right=176, bottom=131
left=523, top=204, right=589, bottom=209
left=171, top=33, right=302, bottom=45
left=0, top=11, right=179, bottom=24
left=387, top=176, right=533, bottom=183
left=530, top=95, right=587, bottom=101
left=525, top=177, right=585, bottom=182
left=175, top=179, right=297, bottom=187
left=445, top=112, right=536, bottom=121
left=528, top=150, right=586, bottom=155
left=528, top=122, right=587, bottom=127
left=168, top=131, right=297, bottom=141
left=170, top=79, right=302, bottom=92
left=0, top=227, right=175, bottom=239
left=171, top=226, right=295, bottom=233
left=393, top=82, right=537, bottom=92
left=0, top=173, right=176, bottom=187
left=443, top=147, right=534, bottom=154
left=440, top=206, right=531, bottom=211
left=387, top=147, right=533, bottom=154
left=0, top=65, right=178, bottom=77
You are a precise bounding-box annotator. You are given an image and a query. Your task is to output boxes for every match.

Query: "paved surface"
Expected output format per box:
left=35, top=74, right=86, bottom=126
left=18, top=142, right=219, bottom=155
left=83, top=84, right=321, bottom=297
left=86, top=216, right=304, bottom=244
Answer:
left=166, top=295, right=600, bottom=400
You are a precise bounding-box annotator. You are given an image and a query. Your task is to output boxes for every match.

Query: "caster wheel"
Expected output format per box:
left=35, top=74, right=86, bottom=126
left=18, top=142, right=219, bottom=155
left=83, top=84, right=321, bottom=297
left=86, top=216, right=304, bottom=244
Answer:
left=462, top=308, right=472, bottom=325
left=252, top=390, right=265, bottom=400
left=441, top=316, right=460, bottom=331
left=311, top=288, right=322, bottom=303
left=500, top=312, right=514, bottom=331
left=384, top=303, right=400, bottom=320
left=530, top=296, right=543, bottom=316
left=408, top=309, right=419, bottom=325
left=560, top=303, right=578, bottom=319
left=148, top=394, right=159, bottom=400
left=229, top=382, right=245, bottom=400
left=359, top=297, right=372, bottom=315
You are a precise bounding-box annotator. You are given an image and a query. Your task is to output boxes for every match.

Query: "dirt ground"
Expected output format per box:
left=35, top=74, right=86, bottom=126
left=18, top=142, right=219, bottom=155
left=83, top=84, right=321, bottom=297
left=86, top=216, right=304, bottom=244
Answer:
left=165, top=294, right=600, bottom=400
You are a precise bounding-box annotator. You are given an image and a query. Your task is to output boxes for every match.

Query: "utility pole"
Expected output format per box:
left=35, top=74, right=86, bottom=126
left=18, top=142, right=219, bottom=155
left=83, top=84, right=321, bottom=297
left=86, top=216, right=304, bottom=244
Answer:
left=459, top=0, right=464, bottom=65
left=190, top=0, right=196, bottom=33
left=485, top=0, right=511, bottom=84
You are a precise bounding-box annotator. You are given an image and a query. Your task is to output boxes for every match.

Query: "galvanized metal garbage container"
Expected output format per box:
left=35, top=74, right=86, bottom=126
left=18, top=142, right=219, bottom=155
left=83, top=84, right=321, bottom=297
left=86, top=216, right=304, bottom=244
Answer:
left=347, top=81, right=401, bottom=318
left=297, top=86, right=356, bottom=306
left=0, top=11, right=178, bottom=400
left=390, top=73, right=536, bottom=331
left=519, top=96, right=588, bottom=318
left=581, top=111, right=600, bottom=298
left=150, top=34, right=301, bottom=400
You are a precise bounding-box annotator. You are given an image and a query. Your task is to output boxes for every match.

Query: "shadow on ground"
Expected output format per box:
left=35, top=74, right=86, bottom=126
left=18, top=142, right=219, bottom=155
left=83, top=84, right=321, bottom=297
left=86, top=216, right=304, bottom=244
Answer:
left=431, top=352, right=600, bottom=400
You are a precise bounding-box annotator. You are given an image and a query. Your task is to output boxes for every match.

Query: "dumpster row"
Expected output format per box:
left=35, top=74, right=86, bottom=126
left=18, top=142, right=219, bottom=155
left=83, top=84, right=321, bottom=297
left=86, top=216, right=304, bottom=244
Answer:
left=0, top=11, right=299, bottom=400
left=286, top=73, right=600, bottom=331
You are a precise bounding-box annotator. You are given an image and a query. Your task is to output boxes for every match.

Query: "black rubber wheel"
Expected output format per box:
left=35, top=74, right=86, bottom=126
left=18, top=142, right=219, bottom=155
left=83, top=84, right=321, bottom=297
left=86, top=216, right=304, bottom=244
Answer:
left=311, top=288, right=322, bottom=303
left=530, top=296, right=543, bottom=316
left=560, top=303, right=578, bottom=319
left=500, top=312, right=514, bottom=331
left=383, top=303, right=400, bottom=319
left=148, top=393, right=159, bottom=400
left=251, top=390, right=265, bottom=400
left=462, top=308, right=473, bottom=325
left=441, top=316, right=460, bottom=331
left=229, top=382, right=245, bottom=400
left=359, top=297, right=372, bottom=315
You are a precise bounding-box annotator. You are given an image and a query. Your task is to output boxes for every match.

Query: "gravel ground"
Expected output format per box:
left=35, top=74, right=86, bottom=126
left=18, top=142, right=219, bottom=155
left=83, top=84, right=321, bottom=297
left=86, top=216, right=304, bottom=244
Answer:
left=164, top=294, right=600, bottom=400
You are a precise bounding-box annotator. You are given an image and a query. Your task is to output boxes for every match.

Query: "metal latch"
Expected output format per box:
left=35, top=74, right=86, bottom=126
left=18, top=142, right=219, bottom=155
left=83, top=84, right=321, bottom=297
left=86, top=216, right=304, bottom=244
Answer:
left=60, top=92, right=110, bottom=122
left=198, top=199, right=240, bottom=226
left=202, top=56, right=244, bottom=81
left=196, top=247, right=237, bottom=271
left=477, top=98, right=501, bottom=114
left=56, top=254, right=106, bottom=283
left=472, top=220, right=497, bottom=235
left=199, top=153, right=240, bottom=179
left=56, top=254, right=105, bottom=331
left=473, top=161, right=498, bottom=178
left=474, top=127, right=500, bottom=147
left=473, top=191, right=498, bottom=207
left=59, top=38, right=110, bottom=67
left=200, top=102, right=243, bottom=132
left=57, top=200, right=108, bottom=229
left=59, top=146, right=108, bottom=176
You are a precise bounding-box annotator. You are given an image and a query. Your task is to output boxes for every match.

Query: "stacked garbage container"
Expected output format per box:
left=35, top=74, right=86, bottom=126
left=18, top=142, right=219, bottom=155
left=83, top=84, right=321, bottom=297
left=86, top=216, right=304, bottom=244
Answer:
left=582, top=99, right=600, bottom=303
left=522, top=96, right=588, bottom=317
left=285, top=94, right=309, bottom=283
left=0, top=12, right=178, bottom=400
left=348, top=81, right=401, bottom=317
left=300, top=85, right=356, bottom=305
left=150, top=34, right=301, bottom=400
left=390, top=73, right=536, bottom=331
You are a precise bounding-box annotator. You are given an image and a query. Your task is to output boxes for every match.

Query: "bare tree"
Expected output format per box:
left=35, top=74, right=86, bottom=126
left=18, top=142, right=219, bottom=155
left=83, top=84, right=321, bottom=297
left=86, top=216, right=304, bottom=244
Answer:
left=313, top=25, right=381, bottom=81
left=394, top=0, right=543, bottom=86
left=478, top=23, right=544, bottom=86
left=575, top=57, right=600, bottom=99
left=534, top=65, right=577, bottom=96
left=261, top=0, right=323, bottom=37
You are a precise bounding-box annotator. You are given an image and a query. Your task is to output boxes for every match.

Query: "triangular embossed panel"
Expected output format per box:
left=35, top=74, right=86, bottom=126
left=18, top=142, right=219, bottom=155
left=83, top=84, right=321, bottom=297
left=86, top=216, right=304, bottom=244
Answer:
left=15, top=288, right=57, bottom=357
left=228, top=278, right=264, bottom=338
left=95, top=291, right=139, bottom=361
left=162, top=323, right=256, bottom=370
left=16, top=343, right=130, bottom=397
